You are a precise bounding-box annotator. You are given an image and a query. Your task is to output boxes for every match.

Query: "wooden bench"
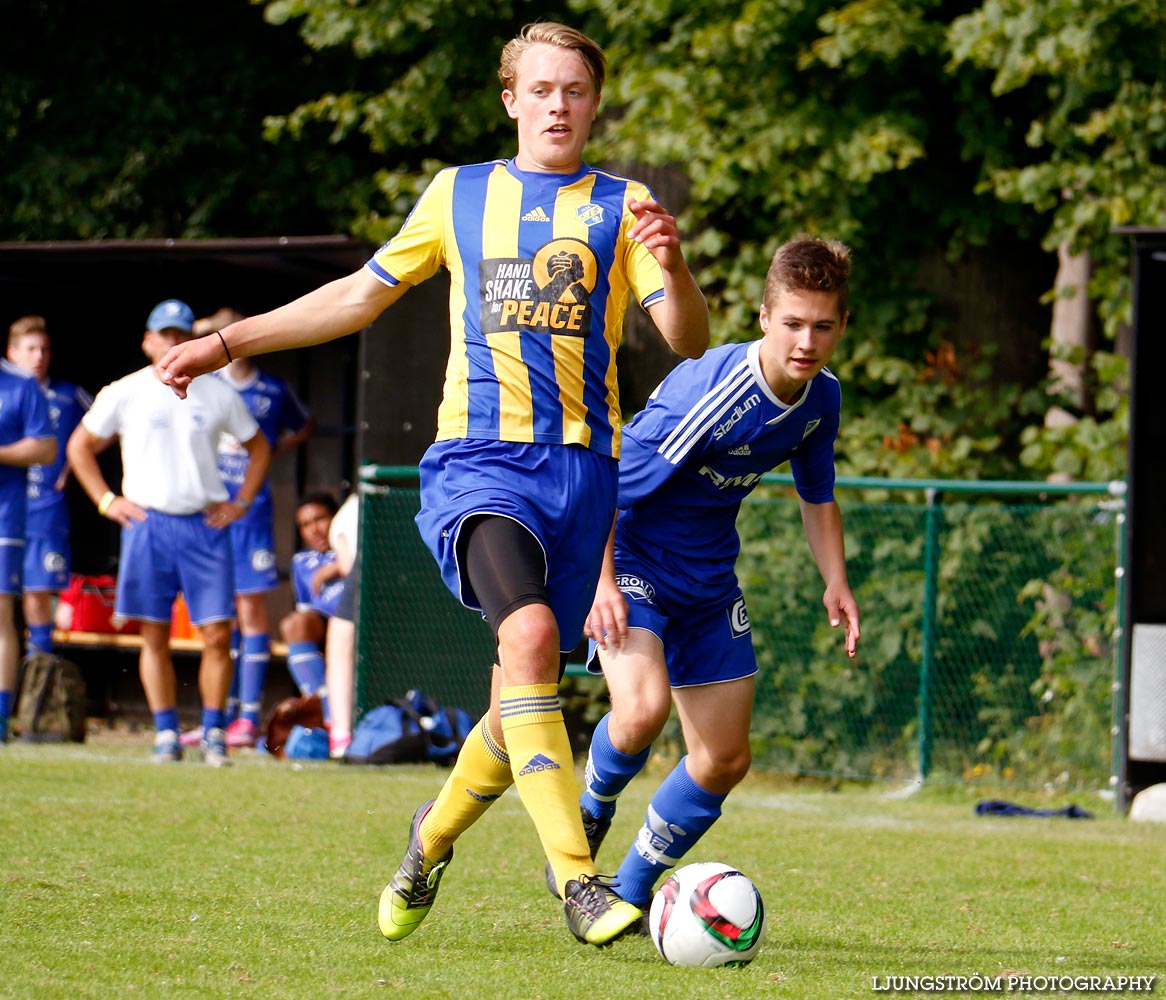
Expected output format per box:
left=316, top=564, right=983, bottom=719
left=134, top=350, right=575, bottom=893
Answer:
left=52, top=629, right=289, bottom=658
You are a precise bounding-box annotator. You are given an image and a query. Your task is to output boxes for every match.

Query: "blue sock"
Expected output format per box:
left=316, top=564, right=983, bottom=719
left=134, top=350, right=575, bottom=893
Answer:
left=614, top=757, right=727, bottom=906
left=239, top=633, right=270, bottom=726
left=580, top=713, right=651, bottom=820
left=226, top=629, right=242, bottom=721
left=28, top=623, right=54, bottom=655
left=287, top=641, right=326, bottom=697
left=201, top=706, right=228, bottom=733
left=0, top=689, right=12, bottom=736
left=154, top=708, right=180, bottom=735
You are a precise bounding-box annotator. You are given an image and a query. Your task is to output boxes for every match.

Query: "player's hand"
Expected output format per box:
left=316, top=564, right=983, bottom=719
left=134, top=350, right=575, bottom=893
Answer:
left=823, top=584, right=861, bottom=658
left=204, top=501, right=245, bottom=530
left=103, top=496, right=148, bottom=529
left=311, top=562, right=342, bottom=595
left=157, top=336, right=229, bottom=399
left=628, top=198, right=685, bottom=273
left=584, top=574, right=628, bottom=650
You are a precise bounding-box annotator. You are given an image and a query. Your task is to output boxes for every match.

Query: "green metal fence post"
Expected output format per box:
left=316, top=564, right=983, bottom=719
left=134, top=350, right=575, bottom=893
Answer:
left=917, top=486, right=942, bottom=781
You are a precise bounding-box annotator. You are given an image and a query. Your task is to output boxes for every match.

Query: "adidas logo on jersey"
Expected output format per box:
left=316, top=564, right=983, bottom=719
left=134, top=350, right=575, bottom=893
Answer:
left=728, top=444, right=752, bottom=456
left=518, top=753, right=560, bottom=775
left=520, top=206, right=551, bottom=222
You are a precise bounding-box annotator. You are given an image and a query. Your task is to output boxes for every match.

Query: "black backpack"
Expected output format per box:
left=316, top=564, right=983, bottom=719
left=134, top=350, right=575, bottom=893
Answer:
left=15, top=652, right=87, bottom=743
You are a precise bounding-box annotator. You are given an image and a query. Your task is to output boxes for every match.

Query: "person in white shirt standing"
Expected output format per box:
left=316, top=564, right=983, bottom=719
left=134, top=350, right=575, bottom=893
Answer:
left=66, top=300, right=271, bottom=765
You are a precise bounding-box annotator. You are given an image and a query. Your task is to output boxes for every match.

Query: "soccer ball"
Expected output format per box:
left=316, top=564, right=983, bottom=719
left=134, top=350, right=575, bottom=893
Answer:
left=649, top=862, right=767, bottom=968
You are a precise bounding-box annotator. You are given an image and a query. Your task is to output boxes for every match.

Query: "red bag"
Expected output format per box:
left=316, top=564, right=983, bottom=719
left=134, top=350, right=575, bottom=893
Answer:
left=55, top=575, right=140, bottom=635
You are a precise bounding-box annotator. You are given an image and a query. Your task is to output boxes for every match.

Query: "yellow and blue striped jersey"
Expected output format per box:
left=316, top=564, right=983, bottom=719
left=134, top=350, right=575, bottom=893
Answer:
left=366, top=159, right=667, bottom=458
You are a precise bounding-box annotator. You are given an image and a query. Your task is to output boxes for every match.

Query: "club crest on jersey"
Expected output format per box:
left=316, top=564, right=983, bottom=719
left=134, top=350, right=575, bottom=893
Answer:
left=480, top=238, right=597, bottom=338
left=728, top=597, right=751, bottom=637
left=576, top=203, right=603, bottom=226
left=801, top=417, right=821, bottom=440
left=616, top=574, right=656, bottom=602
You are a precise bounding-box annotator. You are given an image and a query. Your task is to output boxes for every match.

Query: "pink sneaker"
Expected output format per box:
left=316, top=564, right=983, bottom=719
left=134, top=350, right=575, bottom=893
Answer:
left=179, top=726, right=204, bottom=748
left=225, top=718, right=258, bottom=748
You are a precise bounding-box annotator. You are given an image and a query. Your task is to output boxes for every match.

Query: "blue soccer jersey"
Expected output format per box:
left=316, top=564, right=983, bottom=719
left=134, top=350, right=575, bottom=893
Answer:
left=366, top=159, right=668, bottom=459
left=216, top=368, right=311, bottom=517
left=615, top=340, right=840, bottom=605
left=290, top=549, right=344, bottom=618
left=0, top=359, right=55, bottom=541
left=27, top=378, right=92, bottom=537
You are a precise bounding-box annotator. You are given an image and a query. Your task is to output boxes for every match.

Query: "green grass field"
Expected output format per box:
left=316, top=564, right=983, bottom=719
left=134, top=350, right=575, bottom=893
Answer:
left=3, top=735, right=1163, bottom=1000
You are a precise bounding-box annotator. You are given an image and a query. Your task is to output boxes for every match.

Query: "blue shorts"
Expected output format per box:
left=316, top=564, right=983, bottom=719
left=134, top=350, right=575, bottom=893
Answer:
left=115, top=511, right=236, bottom=626
left=415, top=439, right=618, bottom=650
left=587, top=567, right=758, bottom=688
left=228, top=514, right=278, bottom=595
left=0, top=538, right=23, bottom=596
left=23, top=532, right=70, bottom=592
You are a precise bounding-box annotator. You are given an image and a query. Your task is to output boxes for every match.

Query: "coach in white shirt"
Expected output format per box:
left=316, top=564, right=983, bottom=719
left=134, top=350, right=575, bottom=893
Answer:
left=67, top=299, right=271, bottom=766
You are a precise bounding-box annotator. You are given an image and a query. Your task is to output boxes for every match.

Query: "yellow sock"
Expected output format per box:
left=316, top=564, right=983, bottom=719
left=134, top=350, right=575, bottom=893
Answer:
left=499, top=683, right=592, bottom=896
left=420, top=715, right=513, bottom=858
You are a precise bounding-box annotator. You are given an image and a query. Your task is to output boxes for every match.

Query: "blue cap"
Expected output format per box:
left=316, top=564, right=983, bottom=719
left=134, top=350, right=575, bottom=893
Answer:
left=146, top=299, right=195, bottom=333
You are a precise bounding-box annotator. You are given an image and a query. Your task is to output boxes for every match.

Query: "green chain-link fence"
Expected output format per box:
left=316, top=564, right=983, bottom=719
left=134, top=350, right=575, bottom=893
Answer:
left=354, top=467, right=1124, bottom=791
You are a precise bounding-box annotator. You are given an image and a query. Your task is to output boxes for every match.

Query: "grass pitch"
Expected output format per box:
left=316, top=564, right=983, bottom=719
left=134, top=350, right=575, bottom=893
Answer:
left=2, top=734, right=1163, bottom=1000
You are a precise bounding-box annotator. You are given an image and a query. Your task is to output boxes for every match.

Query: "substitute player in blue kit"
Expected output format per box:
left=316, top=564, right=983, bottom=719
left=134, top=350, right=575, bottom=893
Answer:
left=6, top=315, right=92, bottom=658
left=67, top=300, right=271, bottom=766
left=563, top=236, right=862, bottom=911
left=192, top=307, right=315, bottom=749
left=279, top=492, right=343, bottom=710
left=154, top=22, right=709, bottom=947
left=0, top=351, right=56, bottom=739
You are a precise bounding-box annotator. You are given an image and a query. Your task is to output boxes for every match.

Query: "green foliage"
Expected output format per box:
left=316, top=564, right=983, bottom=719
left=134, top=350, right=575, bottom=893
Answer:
left=948, top=0, right=1166, bottom=288
left=736, top=491, right=1116, bottom=788
left=6, top=0, right=1152, bottom=472
left=1018, top=350, right=1129, bottom=481
left=260, top=0, right=583, bottom=242
left=577, top=0, right=1102, bottom=474
left=0, top=0, right=377, bottom=239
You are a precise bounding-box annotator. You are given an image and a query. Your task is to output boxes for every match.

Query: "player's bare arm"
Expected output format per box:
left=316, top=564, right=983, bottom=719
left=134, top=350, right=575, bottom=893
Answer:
left=799, top=498, right=861, bottom=657
left=584, top=517, right=627, bottom=648
left=273, top=417, right=317, bottom=460
left=0, top=435, right=56, bottom=468
left=630, top=199, right=709, bottom=359
left=158, top=269, right=409, bottom=397
left=65, top=425, right=146, bottom=528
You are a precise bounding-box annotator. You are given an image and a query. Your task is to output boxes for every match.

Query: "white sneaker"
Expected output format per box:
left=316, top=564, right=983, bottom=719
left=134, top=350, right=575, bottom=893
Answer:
left=152, top=729, right=183, bottom=763
left=198, top=727, right=233, bottom=768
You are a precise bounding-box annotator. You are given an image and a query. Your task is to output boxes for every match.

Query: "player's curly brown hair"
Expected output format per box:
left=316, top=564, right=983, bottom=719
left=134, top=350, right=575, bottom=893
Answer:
left=498, top=22, right=606, bottom=96
left=764, top=236, right=852, bottom=317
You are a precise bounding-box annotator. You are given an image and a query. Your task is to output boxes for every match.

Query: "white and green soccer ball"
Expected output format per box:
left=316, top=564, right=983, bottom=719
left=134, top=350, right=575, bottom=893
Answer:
left=649, top=862, right=767, bottom=968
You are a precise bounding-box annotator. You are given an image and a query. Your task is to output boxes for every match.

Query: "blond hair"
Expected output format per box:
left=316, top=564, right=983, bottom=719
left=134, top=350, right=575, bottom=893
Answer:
left=498, top=22, right=606, bottom=94
left=8, top=314, right=47, bottom=347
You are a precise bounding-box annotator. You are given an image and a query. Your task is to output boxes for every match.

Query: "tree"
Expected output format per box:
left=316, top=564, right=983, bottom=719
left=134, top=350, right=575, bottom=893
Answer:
left=0, top=0, right=377, bottom=239
left=947, top=0, right=1165, bottom=481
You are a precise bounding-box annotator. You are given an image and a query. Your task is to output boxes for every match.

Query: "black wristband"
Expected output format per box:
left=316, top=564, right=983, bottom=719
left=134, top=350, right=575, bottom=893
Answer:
left=216, top=330, right=234, bottom=364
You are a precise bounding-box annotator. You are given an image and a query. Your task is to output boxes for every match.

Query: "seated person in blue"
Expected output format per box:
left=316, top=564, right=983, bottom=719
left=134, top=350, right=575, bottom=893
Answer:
left=279, top=493, right=344, bottom=708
